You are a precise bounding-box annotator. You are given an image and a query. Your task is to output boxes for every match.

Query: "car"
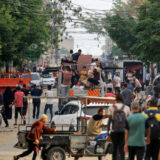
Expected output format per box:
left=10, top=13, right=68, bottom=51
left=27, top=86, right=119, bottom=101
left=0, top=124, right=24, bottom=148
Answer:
left=41, top=73, right=56, bottom=87
left=52, top=100, right=111, bottom=131
left=21, top=72, right=42, bottom=86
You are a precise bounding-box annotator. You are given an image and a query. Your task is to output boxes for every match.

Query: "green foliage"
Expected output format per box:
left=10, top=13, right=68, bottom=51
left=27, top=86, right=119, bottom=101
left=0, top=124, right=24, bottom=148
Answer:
left=0, top=0, right=50, bottom=66
left=111, top=45, right=124, bottom=56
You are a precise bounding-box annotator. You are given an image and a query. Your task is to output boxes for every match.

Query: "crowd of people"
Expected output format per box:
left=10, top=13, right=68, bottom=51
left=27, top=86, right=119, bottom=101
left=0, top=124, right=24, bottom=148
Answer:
left=0, top=83, right=56, bottom=127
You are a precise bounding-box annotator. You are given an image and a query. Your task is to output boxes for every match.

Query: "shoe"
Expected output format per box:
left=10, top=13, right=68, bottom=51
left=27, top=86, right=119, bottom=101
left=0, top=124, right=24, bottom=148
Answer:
left=5, top=124, right=9, bottom=127
left=13, top=156, right=18, bottom=160
left=13, top=123, right=17, bottom=126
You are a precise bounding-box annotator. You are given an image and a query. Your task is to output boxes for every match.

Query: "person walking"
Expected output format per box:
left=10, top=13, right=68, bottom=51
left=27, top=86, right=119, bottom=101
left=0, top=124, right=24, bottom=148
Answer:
left=14, top=86, right=25, bottom=125
left=133, top=76, right=142, bottom=101
left=122, top=83, right=132, bottom=107
left=3, top=87, right=14, bottom=127
left=31, top=85, right=42, bottom=119
left=113, top=73, right=121, bottom=93
left=108, top=94, right=130, bottom=160
left=44, top=85, right=54, bottom=122
left=13, top=114, right=57, bottom=160
left=143, top=98, right=160, bottom=160
left=21, top=84, right=29, bottom=125
left=124, top=102, right=150, bottom=160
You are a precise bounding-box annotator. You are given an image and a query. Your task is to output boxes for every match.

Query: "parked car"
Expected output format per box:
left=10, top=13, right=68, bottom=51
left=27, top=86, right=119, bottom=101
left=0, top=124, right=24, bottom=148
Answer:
left=21, top=72, right=42, bottom=86
left=52, top=100, right=111, bottom=131
left=41, top=73, right=56, bottom=87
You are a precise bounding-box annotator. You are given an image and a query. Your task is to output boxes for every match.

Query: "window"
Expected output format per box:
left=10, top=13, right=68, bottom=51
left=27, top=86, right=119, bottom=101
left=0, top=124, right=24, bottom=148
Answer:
left=61, top=105, right=79, bottom=115
left=41, top=74, right=53, bottom=78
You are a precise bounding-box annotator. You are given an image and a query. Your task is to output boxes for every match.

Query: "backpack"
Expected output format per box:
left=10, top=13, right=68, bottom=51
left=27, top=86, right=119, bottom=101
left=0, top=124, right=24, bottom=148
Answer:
left=145, top=111, right=160, bottom=140
left=112, top=105, right=126, bottom=132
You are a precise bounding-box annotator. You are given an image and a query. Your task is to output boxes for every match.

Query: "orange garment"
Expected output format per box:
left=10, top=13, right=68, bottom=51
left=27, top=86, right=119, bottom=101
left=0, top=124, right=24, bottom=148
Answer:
left=28, top=120, right=56, bottom=141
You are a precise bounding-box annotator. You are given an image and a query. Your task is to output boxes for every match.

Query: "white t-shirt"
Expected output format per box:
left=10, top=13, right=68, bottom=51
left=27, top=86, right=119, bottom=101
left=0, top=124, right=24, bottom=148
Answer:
left=46, top=90, right=54, bottom=104
left=135, top=79, right=142, bottom=88
left=114, top=76, right=121, bottom=87
left=146, top=73, right=150, bottom=81
left=108, top=103, right=131, bottom=117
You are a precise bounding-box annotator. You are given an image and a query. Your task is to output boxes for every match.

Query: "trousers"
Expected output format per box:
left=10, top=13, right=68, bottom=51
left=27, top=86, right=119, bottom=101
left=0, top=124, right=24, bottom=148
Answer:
left=111, top=132, right=125, bottom=160
left=128, top=146, right=145, bottom=160
left=17, top=139, right=38, bottom=160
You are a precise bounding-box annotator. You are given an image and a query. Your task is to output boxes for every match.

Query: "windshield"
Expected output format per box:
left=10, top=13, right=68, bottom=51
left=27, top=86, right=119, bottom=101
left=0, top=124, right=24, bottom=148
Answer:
left=31, top=74, right=40, bottom=80
left=41, top=74, right=53, bottom=78
left=82, top=106, right=109, bottom=116
left=21, top=74, right=40, bottom=80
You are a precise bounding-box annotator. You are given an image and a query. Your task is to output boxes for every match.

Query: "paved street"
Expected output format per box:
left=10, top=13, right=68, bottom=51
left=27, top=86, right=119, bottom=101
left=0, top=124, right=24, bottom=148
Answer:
left=0, top=89, right=111, bottom=160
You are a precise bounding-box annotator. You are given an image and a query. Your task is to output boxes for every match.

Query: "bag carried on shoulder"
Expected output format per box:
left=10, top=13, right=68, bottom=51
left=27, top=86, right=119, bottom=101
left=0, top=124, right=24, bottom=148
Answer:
left=145, top=111, right=160, bottom=140
left=112, top=105, right=126, bottom=132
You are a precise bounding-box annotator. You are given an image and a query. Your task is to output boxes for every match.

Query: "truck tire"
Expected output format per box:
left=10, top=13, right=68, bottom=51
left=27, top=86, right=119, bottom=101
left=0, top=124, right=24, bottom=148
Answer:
left=47, top=147, right=66, bottom=160
left=41, top=149, right=47, bottom=160
left=98, top=156, right=102, bottom=160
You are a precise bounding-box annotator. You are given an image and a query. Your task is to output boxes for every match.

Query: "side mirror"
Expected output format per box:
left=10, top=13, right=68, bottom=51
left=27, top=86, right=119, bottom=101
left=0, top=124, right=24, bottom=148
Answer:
left=55, top=111, right=60, bottom=115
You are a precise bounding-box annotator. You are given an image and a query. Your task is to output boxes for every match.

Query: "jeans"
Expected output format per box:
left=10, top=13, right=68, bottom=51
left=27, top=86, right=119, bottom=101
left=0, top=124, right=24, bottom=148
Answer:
left=111, top=132, right=125, bottom=160
left=33, top=101, right=40, bottom=119
left=145, top=139, right=160, bottom=160
left=128, top=146, right=145, bottom=160
left=44, top=104, right=53, bottom=121
left=17, top=139, right=37, bottom=160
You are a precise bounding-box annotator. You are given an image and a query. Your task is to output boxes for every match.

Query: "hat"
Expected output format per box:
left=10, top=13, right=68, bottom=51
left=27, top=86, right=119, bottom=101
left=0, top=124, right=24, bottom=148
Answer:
left=40, top=114, right=48, bottom=120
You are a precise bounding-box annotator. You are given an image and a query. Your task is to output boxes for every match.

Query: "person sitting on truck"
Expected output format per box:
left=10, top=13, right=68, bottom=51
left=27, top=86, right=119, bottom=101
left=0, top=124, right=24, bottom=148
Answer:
left=104, top=88, right=115, bottom=98
left=87, top=108, right=110, bottom=136
left=72, top=49, right=82, bottom=62
left=14, top=114, right=57, bottom=160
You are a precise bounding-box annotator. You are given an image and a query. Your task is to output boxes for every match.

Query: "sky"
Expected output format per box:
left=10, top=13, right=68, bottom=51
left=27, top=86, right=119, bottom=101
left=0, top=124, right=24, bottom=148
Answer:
left=68, top=0, right=113, bottom=56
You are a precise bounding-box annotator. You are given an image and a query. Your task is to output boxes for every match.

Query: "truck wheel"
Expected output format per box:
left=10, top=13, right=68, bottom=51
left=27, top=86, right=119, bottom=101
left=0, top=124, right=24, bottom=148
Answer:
left=47, top=147, right=66, bottom=160
left=98, top=156, right=102, bottom=160
left=41, top=149, right=47, bottom=160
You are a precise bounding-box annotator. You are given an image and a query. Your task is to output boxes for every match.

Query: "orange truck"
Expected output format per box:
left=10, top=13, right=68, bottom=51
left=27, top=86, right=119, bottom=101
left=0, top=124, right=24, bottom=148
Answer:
left=0, top=72, right=31, bottom=93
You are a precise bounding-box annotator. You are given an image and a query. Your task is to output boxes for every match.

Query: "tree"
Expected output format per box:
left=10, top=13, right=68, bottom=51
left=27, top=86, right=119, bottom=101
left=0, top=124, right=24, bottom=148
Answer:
left=0, top=0, right=51, bottom=70
left=132, top=0, right=160, bottom=63
left=111, top=45, right=124, bottom=57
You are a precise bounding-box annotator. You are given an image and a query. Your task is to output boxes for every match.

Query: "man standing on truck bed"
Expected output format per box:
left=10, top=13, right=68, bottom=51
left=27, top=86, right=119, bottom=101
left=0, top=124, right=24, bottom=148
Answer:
left=14, top=114, right=57, bottom=160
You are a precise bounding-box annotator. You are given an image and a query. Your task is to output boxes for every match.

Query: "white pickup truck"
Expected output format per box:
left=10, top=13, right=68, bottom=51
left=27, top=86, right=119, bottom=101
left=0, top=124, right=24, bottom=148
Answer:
left=52, top=99, right=114, bottom=131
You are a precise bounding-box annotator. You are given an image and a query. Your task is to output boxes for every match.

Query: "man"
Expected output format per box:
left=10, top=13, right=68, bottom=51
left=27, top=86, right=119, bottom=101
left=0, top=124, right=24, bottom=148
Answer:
left=87, top=108, right=110, bottom=136
left=124, top=102, right=150, bottom=160
left=122, top=83, right=132, bottom=107
left=72, top=49, right=82, bottom=62
left=146, top=72, right=150, bottom=86
left=133, top=76, right=142, bottom=100
left=21, top=84, right=29, bottom=125
left=143, top=98, right=160, bottom=160
left=44, top=85, right=54, bottom=122
left=14, top=114, right=57, bottom=160
left=14, top=86, right=25, bottom=125
left=31, top=85, right=42, bottom=119
left=126, top=80, right=134, bottom=93
left=113, top=73, right=121, bottom=93
left=108, top=94, right=130, bottom=160
left=104, top=88, right=115, bottom=98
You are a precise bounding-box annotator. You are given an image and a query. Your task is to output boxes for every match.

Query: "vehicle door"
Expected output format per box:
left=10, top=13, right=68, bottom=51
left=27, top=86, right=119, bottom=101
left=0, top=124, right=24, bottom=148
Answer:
left=53, top=103, right=79, bottom=127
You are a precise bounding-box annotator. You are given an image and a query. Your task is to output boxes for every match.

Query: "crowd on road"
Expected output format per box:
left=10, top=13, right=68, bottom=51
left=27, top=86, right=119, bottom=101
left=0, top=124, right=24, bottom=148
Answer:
left=1, top=49, right=160, bottom=160
left=0, top=83, right=56, bottom=127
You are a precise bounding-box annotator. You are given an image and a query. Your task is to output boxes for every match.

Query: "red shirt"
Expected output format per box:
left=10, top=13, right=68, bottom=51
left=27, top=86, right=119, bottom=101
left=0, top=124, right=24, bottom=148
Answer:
left=28, top=120, right=56, bottom=141
left=104, top=92, right=115, bottom=98
left=14, top=91, right=25, bottom=107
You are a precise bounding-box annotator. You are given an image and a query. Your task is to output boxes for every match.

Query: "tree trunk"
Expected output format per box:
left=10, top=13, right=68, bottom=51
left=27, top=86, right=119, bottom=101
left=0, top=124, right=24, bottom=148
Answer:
left=6, top=63, right=9, bottom=73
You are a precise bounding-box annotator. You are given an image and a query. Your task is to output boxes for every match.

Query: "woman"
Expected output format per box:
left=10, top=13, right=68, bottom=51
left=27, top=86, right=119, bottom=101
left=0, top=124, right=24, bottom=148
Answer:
left=3, top=87, right=14, bottom=126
